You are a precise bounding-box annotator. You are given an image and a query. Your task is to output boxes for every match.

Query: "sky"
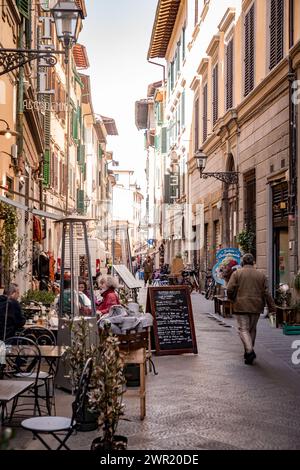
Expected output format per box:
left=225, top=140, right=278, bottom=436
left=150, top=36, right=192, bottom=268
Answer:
left=79, top=0, right=162, bottom=187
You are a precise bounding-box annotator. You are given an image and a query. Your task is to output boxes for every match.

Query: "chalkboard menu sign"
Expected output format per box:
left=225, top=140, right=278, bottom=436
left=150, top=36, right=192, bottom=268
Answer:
left=146, top=286, right=198, bottom=356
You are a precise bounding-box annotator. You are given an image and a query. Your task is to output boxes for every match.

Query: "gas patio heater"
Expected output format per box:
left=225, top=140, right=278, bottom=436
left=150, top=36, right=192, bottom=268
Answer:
left=55, top=215, right=97, bottom=318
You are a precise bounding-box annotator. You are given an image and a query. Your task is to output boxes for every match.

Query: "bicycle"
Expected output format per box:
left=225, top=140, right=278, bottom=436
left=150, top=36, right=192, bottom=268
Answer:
left=181, top=270, right=200, bottom=293
left=205, top=276, right=217, bottom=300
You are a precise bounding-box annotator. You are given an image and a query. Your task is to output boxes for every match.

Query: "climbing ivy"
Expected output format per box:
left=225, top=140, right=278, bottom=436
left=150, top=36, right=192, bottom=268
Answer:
left=0, top=201, right=19, bottom=289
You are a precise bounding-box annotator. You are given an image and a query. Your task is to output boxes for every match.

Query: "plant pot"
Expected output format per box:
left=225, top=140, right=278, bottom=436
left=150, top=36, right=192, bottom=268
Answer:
left=73, top=398, right=99, bottom=432
left=91, top=435, right=128, bottom=452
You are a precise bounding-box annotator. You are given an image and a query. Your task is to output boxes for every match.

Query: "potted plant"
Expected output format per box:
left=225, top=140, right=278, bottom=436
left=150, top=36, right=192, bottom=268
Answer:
left=65, top=317, right=99, bottom=432
left=21, top=290, right=56, bottom=306
left=236, top=228, right=256, bottom=255
left=89, top=322, right=127, bottom=451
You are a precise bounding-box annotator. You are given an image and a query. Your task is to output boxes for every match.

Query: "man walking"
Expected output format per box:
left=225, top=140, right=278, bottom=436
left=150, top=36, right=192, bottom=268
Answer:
left=227, top=253, right=276, bottom=365
left=143, top=256, right=154, bottom=288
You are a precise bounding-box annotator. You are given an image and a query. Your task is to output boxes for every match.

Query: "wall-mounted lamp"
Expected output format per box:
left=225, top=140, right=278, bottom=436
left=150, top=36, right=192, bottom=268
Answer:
left=194, top=149, right=239, bottom=185
left=0, top=119, right=19, bottom=140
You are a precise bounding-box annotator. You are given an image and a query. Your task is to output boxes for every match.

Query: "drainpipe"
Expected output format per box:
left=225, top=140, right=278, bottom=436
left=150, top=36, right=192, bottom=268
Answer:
left=147, top=59, right=166, bottom=84
left=16, top=20, right=25, bottom=174
left=288, top=0, right=298, bottom=276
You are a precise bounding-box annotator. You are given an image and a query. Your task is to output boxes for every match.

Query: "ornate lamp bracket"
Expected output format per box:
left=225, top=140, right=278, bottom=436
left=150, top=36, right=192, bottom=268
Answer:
left=0, top=48, right=65, bottom=76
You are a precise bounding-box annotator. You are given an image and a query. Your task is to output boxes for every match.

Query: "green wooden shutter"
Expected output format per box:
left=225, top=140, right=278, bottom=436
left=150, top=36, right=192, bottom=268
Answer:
left=77, top=144, right=85, bottom=165
left=77, top=189, right=85, bottom=214
left=17, top=0, right=30, bottom=18
left=72, top=108, right=78, bottom=140
left=98, top=144, right=103, bottom=160
left=161, top=127, right=167, bottom=154
left=43, top=149, right=50, bottom=186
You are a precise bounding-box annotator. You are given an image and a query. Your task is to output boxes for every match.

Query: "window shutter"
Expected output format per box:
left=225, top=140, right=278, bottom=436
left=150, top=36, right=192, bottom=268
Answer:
left=43, top=150, right=50, bottom=187
left=98, top=144, right=103, bottom=160
left=194, top=97, right=199, bottom=151
left=161, top=127, right=167, bottom=154
left=194, top=0, right=198, bottom=25
left=77, top=189, right=85, bottom=214
left=182, top=26, right=186, bottom=61
left=181, top=90, right=185, bottom=128
left=244, top=4, right=255, bottom=96
left=269, top=0, right=284, bottom=70
left=226, top=39, right=234, bottom=110
left=72, top=108, right=78, bottom=140
left=44, top=96, right=51, bottom=148
left=16, top=0, right=30, bottom=19
left=212, top=64, right=218, bottom=126
left=202, top=83, right=208, bottom=142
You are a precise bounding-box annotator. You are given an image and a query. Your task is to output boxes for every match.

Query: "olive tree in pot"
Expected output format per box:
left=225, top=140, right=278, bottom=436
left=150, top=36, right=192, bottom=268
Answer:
left=89, top=322, right=127, bottom=451
left=66, top=318, right=99, bottom=432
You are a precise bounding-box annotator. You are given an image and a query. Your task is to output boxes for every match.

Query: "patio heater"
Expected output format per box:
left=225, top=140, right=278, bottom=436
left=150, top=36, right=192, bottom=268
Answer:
left=55, top=215, right=97, bottom=318
left=54, top=216, right=98, bottom=391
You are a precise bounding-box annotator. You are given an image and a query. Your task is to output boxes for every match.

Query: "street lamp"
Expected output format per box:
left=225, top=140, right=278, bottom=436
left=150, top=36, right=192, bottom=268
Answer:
left=51, top=1, right=83, bottom=54
left=0, top=1, right=83, bottom=75
left=0, top=119, right=18, bottom=140
left=51, top=1, right=83, bottom=215
left=194, top=149, right=239, bottom=185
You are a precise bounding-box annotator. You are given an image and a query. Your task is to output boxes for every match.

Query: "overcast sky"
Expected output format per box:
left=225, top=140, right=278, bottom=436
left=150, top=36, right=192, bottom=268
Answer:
left=79, top=0, right=162, bottom=186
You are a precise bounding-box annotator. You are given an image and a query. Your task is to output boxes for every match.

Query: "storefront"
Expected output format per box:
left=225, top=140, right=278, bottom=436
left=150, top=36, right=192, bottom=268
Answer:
left=272, top=181, right=289, bottom=290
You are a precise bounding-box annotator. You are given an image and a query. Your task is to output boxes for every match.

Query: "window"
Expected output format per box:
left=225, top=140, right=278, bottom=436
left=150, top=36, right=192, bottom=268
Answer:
left=244, top=3, right=255, bottom=96
left=181, top=90, right=185, bottom=128
left=194, top=97, right=199, bottom=151
left=212, top=64, right=218, bottom=126
left=176, top=41, right=181, bottom=76
left=202, top=83, right=208, bottom=142
left=225, top=38, right=234, bottom=110
left=269, top=0, right=284, bottom=70
left=182, top=26, right=186, bottom=61
left=194, top=0, right=199, bottom=25
left=170, top=61, right=175, bottom=90
left=244, top=169, right=256, bottom=257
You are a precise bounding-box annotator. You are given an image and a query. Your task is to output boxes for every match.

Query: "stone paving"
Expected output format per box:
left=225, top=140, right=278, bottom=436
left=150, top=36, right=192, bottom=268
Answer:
left=8, top=291, right=300, bottom=450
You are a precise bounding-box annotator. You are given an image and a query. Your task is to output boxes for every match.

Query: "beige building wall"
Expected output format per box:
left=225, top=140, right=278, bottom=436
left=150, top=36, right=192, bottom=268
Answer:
left=185, top=0, right=300, bottom=291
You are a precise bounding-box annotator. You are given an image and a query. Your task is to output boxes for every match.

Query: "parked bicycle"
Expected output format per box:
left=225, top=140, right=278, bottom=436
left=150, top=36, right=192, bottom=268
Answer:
left=205, top=274, right=217, bottom=300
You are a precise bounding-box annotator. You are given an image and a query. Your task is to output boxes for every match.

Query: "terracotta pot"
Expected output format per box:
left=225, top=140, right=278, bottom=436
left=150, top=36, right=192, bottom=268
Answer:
left=91, top=435, right=128, bottom=451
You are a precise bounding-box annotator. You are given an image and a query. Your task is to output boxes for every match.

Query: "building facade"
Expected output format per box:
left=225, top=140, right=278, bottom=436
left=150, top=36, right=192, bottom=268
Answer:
left=148, top=0, right=300, bottom=294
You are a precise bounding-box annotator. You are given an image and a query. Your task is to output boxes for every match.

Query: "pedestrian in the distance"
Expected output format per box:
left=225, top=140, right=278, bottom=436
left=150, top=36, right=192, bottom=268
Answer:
left=143, top=256, right=154, bottom=288
left=227, top=253, right=276, bottom=365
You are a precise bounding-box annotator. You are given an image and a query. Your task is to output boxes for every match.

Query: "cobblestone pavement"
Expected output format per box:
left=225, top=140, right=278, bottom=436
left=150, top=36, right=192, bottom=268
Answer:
left=9, top=291, right=300, bottom=450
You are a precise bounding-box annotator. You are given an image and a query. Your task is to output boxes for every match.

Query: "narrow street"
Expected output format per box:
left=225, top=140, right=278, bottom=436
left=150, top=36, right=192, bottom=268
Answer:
left=11, top=291, right=300, bottom=451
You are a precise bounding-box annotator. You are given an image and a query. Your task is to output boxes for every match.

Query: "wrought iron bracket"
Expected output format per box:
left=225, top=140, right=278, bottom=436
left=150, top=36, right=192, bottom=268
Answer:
left=200, top=171, right=239, bottom=185
left=0, top=48, right=65, bottom=76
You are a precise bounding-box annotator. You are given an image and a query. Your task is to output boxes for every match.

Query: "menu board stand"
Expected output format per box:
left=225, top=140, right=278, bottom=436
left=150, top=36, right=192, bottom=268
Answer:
left=146, top=286, right=198, bottom=356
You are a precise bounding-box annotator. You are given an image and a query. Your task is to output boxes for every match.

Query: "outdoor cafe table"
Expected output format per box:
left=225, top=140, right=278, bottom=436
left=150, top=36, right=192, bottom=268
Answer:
left=0, top=380, right=34, bottom=423
left=6, top=346, right=67, bottom=376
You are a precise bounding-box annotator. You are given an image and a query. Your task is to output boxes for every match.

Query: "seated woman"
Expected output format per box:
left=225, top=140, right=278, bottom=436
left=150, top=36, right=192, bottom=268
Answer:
left=97, top=276, right=120, bottom=316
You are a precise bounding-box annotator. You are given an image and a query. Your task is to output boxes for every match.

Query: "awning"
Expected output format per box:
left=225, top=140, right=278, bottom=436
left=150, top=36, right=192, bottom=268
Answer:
left=0, top=195, right=28, bottom=211
left=135, top=100, right=149, bottom=130
left=0, top=196, right=61, bottom=220
left=148, top=0, right=181, bottom=59
left=100, top=116, right=118, bottom=136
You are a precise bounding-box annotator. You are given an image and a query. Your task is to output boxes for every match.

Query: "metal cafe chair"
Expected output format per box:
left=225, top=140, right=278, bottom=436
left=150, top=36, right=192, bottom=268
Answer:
left=4, top=337, right=42, bottom=421
left=22, top=326, right=56, bottom=346
left=21, top=357, right=93, bottom=450
left=20, top=327, right=57, bottom=415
